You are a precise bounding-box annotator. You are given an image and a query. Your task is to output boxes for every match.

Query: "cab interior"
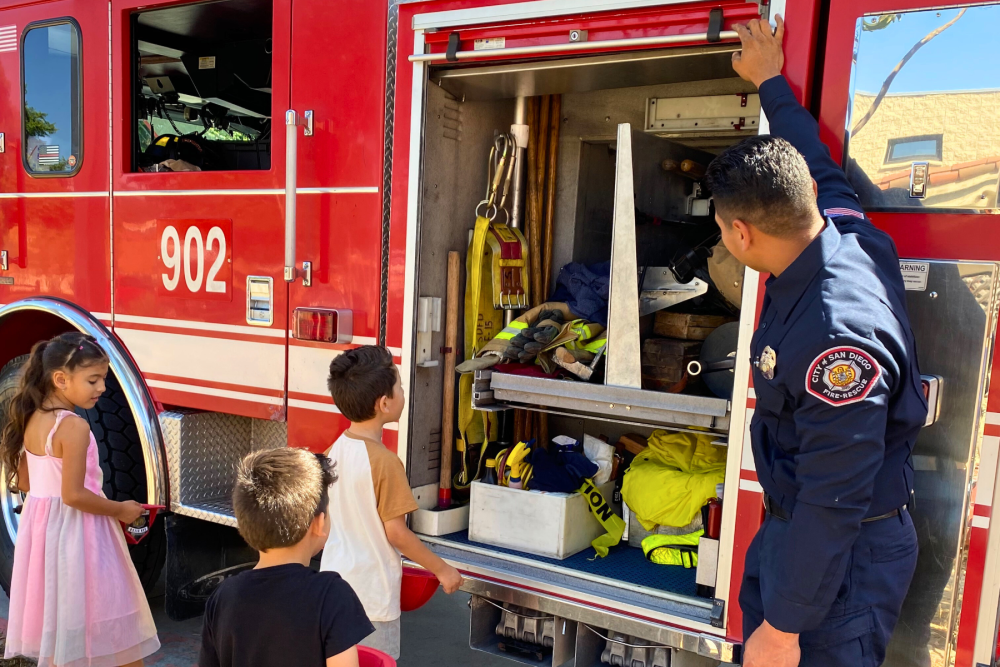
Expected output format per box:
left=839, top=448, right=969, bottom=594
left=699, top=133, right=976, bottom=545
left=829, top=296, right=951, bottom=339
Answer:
left=130, top=0, right=272, bottom=172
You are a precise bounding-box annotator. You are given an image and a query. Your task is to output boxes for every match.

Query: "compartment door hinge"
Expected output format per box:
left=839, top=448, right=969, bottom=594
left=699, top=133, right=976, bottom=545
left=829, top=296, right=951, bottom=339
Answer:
left=710, top=598, right=725, bottom=628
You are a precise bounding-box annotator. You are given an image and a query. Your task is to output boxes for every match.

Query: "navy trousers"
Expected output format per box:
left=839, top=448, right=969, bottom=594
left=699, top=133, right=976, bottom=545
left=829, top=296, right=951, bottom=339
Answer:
left=740, top=510, right=918, bottom=666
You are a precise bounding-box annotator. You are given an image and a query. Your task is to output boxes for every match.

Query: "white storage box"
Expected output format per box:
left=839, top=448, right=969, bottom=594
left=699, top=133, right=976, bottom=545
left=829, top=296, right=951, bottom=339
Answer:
left=468, top=480, right=618, bottom=560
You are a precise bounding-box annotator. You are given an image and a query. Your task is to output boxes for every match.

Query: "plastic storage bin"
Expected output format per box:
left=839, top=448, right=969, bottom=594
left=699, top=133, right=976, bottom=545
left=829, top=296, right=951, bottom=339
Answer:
left=468, top=480, right=618, bottom=560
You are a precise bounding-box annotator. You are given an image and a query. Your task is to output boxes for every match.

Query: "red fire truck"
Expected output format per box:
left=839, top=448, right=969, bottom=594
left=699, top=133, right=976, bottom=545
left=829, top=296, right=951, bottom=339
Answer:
left=0, top=0, right=998, bottom=664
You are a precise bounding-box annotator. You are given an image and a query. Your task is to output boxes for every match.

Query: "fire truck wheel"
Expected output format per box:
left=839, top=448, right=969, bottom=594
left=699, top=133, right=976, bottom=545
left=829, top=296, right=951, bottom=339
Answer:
left=0, top=354, right=166, bottom=595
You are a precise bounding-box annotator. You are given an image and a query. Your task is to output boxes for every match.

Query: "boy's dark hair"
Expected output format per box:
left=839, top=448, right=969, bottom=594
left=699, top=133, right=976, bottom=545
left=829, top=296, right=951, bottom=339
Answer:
left=233, top=448, right=337, bottom=552
left=327, top=345, right=397, bottom=422
left=0, top=333, right=109, bottom=490
left=705, top=135, right=817, bottom=237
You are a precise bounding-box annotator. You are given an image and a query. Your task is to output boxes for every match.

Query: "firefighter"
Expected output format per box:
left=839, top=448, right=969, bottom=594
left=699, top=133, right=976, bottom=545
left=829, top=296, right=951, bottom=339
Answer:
left=705, top=16, right=928, bottom=667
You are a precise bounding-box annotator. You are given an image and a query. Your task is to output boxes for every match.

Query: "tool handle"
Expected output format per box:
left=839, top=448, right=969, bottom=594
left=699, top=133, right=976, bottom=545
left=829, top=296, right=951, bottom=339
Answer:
left=438, top=251, right=461, bottom=508
left=680, top=159, right=706, bottom=179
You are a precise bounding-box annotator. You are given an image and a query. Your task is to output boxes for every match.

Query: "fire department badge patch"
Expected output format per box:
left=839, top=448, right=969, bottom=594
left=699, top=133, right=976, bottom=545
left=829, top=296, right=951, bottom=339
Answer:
left=805, top=346, right=881, bottom=406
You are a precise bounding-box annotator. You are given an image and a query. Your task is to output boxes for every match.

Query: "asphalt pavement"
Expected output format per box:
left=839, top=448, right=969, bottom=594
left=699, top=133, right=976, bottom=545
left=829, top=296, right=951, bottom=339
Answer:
left=0, top=578, right=512, bottom=667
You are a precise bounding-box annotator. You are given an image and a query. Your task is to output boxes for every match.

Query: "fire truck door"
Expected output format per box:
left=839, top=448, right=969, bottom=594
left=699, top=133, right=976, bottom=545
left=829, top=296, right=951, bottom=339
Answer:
left=111, top=0, right=292, bottom=422
left=285, top=0, right=389, bottom=452
left=0, top=1, right=111, bottom=317
left=818, top=3, right=1000, bottom=667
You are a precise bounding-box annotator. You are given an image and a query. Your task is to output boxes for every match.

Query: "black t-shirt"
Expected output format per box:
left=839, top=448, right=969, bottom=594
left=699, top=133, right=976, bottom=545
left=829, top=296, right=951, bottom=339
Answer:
left=199, top=563, right=374, bottom=667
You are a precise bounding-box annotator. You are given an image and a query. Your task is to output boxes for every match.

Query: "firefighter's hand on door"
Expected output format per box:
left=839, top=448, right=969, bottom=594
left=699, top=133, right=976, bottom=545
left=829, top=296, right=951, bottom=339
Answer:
left=732, top=14, right=785, bottom=88
left=742, top=620, right=800, bottom=667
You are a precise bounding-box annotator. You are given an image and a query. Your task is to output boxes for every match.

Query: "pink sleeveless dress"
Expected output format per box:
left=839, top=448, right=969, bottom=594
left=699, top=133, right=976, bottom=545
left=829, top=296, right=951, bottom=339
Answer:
left=5, top=410, right=160, bottom=667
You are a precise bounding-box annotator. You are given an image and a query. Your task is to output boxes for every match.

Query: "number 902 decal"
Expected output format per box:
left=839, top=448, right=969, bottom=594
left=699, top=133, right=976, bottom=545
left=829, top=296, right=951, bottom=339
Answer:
left=156, top=220, right=233, bottom=301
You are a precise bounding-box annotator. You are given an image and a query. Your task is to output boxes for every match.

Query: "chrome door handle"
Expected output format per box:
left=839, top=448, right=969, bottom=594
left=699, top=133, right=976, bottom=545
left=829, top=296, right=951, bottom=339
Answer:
left=284, top=109, right=313, bottom=283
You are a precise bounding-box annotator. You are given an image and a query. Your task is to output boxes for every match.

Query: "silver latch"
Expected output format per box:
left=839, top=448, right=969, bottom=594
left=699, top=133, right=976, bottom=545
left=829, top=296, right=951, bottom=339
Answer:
left=910, top=161, right=929, bottom=199
left=921, top=375, right=942, bottom=427
left=0, top=250, right=7, bottom=271
left=0, top=132, right=5, bottom=154
left=246, top=276, right=274, bottom=326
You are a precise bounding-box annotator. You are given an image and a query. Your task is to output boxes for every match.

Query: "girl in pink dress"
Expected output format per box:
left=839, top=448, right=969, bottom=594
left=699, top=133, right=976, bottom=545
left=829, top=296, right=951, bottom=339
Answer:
left=0, top=333, right=160, bottom=667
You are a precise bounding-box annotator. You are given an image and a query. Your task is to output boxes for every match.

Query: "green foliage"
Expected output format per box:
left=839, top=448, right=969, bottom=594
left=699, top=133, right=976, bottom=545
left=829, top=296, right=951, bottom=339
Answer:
left=24, top=105, right=56, bottom=137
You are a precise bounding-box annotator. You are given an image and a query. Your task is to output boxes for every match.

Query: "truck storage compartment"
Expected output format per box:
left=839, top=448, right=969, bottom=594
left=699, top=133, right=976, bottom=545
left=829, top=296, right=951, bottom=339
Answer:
left=405, top=45, right=754, bottom=626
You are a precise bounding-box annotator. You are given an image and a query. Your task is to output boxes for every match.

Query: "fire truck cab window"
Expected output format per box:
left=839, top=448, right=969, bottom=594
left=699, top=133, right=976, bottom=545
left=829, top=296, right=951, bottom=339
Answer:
left=845, top=4, right=1000, bottom=210
left=22, top=21, right=82, bottom=176
left=131, top=0, right=271, bottom=173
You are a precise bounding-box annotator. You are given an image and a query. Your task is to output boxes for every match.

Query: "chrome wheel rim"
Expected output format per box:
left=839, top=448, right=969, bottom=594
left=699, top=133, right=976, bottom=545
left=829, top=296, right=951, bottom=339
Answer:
left=0, top=466, right=22, bottom=544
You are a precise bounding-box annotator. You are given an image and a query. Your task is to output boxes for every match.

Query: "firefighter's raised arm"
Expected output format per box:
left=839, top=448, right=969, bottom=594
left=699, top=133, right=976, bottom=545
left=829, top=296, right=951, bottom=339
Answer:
left=732, top=16, right=867, bottom=222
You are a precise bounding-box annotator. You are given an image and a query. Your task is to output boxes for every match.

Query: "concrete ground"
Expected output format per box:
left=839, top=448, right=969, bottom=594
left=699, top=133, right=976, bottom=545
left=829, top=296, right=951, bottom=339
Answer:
left=0, top=579, right=512, bottom=667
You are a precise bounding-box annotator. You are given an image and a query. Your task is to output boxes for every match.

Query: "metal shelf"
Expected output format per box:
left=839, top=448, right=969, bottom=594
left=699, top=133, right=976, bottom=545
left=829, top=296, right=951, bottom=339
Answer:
left=489, top=373, right=730, bottom=431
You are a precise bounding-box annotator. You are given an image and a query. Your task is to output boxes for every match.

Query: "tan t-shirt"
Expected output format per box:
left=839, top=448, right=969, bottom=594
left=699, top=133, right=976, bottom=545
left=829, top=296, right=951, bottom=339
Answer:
left=320, top=433, right=419, bottom=622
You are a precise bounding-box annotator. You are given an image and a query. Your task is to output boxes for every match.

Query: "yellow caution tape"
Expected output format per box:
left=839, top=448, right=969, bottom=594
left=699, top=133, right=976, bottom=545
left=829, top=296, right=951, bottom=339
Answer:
left=579, top=478, right=625, bottom=558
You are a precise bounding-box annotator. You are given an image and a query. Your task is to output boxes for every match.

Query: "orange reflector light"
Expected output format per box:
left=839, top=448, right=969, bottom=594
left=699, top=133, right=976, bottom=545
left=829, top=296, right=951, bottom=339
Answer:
left=293, top=308, right=353, bottom=344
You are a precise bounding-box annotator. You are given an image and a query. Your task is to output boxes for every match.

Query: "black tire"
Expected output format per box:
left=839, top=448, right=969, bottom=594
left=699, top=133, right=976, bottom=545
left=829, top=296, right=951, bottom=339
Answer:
left=0, top=355, right=166, bottom=595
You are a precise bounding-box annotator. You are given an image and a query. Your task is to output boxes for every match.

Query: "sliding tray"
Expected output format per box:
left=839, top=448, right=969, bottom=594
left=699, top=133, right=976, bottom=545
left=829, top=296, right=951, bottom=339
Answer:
left=489, top=372, right=730, bottom=431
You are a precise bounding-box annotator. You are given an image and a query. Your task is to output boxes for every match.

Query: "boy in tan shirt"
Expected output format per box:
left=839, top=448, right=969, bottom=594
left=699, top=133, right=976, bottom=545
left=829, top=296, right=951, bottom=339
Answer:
left=320, top=346, right=463, bottom=659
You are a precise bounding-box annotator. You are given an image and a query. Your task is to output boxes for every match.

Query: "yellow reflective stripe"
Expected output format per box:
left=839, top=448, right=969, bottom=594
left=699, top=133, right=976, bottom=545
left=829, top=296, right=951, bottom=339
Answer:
left=495, top=321, right=528, bottom=341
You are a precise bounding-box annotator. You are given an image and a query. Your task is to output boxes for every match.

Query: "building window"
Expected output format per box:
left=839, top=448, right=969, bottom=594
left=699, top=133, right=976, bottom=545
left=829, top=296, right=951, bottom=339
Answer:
left=22, top=20, right=82, bottom=176
left=884, top=135, right=943, bottom=164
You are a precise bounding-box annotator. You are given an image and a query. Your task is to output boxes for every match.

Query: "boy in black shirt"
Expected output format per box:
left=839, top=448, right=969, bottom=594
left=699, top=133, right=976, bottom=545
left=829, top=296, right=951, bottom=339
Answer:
left=199, top=448, right=374, bottom=667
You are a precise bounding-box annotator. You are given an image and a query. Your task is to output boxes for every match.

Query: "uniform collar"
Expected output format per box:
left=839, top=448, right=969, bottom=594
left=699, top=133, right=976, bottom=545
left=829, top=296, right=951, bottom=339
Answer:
left=764, top=219, right=842, bottom=323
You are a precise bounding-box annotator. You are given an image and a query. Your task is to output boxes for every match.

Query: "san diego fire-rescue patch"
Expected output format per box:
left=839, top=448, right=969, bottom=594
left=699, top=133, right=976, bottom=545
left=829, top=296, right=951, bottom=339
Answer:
left=805, top=346, right=881, bottom=406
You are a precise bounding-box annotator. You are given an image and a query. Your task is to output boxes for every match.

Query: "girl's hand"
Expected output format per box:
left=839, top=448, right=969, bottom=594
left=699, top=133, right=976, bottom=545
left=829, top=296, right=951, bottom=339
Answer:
left=116, top=500, right=145, bottom=524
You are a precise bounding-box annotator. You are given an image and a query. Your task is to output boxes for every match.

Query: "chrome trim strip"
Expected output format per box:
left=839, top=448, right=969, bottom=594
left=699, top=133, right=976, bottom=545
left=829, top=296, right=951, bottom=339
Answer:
left=0, top=298, right=167, bottom=506
left=112, top=187, right=378, bottom=197
left=411, top=0, right=721, bottom=30
left=0, top=191, right=108, bottom=198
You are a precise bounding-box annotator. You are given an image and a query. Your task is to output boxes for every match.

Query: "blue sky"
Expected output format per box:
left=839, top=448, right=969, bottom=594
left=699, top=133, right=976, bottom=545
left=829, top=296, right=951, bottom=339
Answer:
left=853, top=5, right=1000, bottom=95
left=23, top=23, right=76, bottom=163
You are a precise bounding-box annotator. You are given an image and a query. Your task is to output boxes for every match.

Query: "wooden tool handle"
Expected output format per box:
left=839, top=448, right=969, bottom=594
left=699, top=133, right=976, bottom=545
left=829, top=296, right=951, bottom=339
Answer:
left=680, top=159, right=706, bottom=179
left=438, top=251, right=461, bottom=508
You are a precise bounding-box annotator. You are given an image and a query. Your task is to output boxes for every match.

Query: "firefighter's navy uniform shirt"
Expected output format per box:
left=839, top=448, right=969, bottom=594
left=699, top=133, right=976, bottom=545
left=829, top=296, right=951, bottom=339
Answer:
left=198, top=563, right=374, bottom=667
left=740, top=75, right=928, bottom=643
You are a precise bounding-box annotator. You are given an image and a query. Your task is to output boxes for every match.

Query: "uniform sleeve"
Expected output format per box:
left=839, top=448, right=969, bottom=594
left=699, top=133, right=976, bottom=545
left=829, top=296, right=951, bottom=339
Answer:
left=758, top=75, right=867, bottom=225
left=369, top=445, right=420, bottom=523
left=198, top=590, right=222, bottom=667
left=761, top=338, right=895, bottom=633
left=322, top=579, right=376, bottom=659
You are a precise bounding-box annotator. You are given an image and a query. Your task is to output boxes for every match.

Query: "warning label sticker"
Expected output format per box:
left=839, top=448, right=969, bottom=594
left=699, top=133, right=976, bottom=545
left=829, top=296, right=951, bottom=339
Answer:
left=899, top=261, right=929, bottom=291
left=474, top=37, right=505, bottom=51
left=199, top=56, right=216, bottom=69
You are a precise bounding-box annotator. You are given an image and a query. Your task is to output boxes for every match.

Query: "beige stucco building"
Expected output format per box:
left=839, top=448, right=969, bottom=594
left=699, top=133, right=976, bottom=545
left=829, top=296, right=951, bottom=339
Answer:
left=848, top=90, right=1000, bottom=209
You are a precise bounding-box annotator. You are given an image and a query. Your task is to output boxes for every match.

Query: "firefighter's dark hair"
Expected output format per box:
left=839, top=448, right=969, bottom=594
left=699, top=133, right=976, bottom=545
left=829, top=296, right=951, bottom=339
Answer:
left=705, top=135, right=818, bottom=237
left=1, top=333, right=109, bottom=490
left=233, top=448, right=337, bottom=552
left=326, top=345, right=397, bottom=422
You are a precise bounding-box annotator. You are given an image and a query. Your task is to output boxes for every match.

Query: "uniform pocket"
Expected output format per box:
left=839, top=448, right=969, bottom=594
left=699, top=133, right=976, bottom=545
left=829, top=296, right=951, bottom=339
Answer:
left=870, top=518, right=918, bottom=564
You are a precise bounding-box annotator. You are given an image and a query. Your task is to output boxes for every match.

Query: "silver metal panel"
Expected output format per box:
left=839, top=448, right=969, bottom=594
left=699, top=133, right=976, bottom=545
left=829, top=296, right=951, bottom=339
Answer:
left=431, top=46, right=740, bottom=102
left=607, top=123, right=642, bottom=388
left=885, top=261, right=999, bottom=667
left=161, top=410, right=286, bottom=525
left=490, top=373, right=730, bottom=431
left=462, top=577, right=737, bottom=663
